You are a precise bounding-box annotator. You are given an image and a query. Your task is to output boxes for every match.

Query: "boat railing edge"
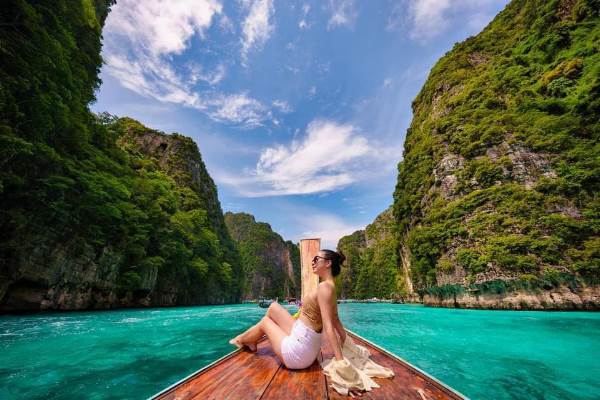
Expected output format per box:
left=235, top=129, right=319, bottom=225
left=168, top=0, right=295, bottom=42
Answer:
left=345, top=328, right=471, bottom=400
left=147, top=331, right=469, bottom=400
left=146, top=346, right=243, bottom=399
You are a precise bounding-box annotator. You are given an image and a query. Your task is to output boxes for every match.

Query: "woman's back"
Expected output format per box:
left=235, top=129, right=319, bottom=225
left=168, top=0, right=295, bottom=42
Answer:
left=299, top=284, right=337, bottom=333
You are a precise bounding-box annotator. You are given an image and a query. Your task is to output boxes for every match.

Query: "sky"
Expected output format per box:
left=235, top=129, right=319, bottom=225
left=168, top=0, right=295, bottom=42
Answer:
left=92, top=0, right=510, bottom=249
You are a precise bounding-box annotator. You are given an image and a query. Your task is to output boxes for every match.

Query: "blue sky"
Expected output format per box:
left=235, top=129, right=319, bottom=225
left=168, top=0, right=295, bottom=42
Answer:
left=92, top=0, right=510, bottom=249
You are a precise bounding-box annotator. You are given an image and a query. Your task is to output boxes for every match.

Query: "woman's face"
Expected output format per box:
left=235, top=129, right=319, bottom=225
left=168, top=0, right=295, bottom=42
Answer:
left=311, top=251, right=331, bottom=276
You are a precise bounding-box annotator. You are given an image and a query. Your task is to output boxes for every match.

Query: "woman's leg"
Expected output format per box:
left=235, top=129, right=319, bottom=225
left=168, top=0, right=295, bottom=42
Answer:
left=265, top=302, right=295, bottom=335
left=235, top=303, right=295, bottom=357
left=236, top=315, right=287, bottom=359
left=260, top=315, right=287, bottom=359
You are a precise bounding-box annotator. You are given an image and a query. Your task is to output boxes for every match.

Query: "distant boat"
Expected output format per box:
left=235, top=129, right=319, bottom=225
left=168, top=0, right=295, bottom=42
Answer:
left=258, top=297, right=278, bottom=308
left=258, top=299, right=272, bottom=308
left=283, top=297, right=298, bottom=305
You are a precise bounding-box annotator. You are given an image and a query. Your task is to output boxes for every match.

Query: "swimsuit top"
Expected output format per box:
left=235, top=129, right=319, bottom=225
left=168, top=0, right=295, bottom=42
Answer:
left=300, top=286, right=337, bottom=333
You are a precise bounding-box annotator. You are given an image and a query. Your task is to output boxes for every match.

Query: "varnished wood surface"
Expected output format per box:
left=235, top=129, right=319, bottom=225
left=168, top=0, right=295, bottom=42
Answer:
left=260, top=350, right=327, bottom=400
left=299, top=238, right=320, bottom=300
left=321, top=334, right=465, bottom=400
left=150, top=331, right=467, bottom=400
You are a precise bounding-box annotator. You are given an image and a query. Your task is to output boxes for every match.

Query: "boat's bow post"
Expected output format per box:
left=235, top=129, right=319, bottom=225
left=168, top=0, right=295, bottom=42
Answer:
left=299, top=238, right=320, bottom=301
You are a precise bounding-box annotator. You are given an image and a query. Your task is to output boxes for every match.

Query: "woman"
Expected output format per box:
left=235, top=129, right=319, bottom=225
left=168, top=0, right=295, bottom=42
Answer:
left=229, top=249, right=347, bottom=369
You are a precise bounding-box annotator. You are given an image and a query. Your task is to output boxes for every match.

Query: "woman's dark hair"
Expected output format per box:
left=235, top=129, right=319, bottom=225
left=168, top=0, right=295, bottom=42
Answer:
left=321, top=249, right=346, bottom=277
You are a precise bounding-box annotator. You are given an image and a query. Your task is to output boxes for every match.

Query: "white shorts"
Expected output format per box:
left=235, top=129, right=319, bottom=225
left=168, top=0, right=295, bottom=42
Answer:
left=281, top=319, right=322, bottom=369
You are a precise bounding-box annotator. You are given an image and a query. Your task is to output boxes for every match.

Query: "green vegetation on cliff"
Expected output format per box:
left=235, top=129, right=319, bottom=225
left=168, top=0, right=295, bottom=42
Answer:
left=393, top=0, right=599, bottom=295
left=337, top=208, right=407, bottom=300
left=0, top=1, right=243, bottom=310
left=224, top=212, right=300, bottom=299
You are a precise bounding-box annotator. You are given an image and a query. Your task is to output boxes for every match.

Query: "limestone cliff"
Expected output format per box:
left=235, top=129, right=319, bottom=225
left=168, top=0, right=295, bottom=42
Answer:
left=1, top=117, right=244, bottom=312
left=0, top=1, right=244, bottom=312
left=423, top=284, right=600, bottom=310
left=224, top=212, right=300, bottom=299
left=337, top=207, right=411, bottom=301
left=392, top=0, right=599, bottom=309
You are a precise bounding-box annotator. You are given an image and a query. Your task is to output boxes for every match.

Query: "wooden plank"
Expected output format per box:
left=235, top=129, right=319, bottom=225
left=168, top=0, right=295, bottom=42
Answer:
left=154, top=338, right=281, bottom=400
left=299, top=238, right=320, bottom=300
left=321, top=332, right=466, bottom=400
left=151, top=329, right=467, bottom=400
left=260, top=350, right=328, bottom=400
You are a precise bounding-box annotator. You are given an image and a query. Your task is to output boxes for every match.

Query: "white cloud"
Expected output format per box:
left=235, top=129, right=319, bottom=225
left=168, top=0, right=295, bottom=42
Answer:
left=299, top=3, right=311, bottom=29
left=327, top=0, right=357, bottom=30
left=272, top=100, right=292, bottom=113
left=219, top=14, right=235, bottom=33
left=105, top=51, right=268, bottom=127
left=105, top=54, right=202, bottom=108
left=387, top=0, right=507, bottom=42
left=240, top=0, right=275, bottom=64
left=105, top=0, right=222, bottom=56
left=102, top=0, right=283, bottom=128
left=297, top=211, right=363, bottom=249
left=218, top=120, right=394, bottom=197
left=408, top=0, right=451, bottom=40
left=188, top=63, right=226, bottom=86
left=208, top=93, right=267, bottom=128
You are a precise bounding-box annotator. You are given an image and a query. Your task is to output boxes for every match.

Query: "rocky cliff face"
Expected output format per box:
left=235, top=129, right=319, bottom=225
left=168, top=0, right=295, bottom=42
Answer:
left=0, top=1, right=246, bottom=313
left=337, top=207, right=412, bottom=300
left=224, top=212, right=300, bottom=299
left=336, top=230, right=366, bottom=299
left=423, top=284, right=600, bottom=310
left=391, top=0, right=600, bottom=309
left=124, top=128, right=228, bottom=242
left=0, top=117, right=244, bottom=312
left=116, top=118, right=244, bottom=306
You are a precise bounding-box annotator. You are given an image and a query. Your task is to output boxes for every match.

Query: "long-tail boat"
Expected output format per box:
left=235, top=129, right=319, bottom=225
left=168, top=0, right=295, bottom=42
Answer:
left=148, top=239, right=468, bottom=400
left=148, top=329, right=467, bottom=400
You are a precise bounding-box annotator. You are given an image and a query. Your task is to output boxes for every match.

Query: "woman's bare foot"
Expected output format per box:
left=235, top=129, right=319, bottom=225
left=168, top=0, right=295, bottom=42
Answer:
left=228, top=336, right=243, bottom=349
left=228, top=335, right=257, bottom=352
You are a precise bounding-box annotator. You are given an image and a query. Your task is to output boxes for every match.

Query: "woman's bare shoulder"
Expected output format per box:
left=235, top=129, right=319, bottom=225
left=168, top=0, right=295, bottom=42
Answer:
left=317, top=281, right=335, bottom=294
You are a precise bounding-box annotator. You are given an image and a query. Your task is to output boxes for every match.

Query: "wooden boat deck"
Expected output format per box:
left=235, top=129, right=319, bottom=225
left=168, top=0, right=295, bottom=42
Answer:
left=149, top=330, right=468, bottom=400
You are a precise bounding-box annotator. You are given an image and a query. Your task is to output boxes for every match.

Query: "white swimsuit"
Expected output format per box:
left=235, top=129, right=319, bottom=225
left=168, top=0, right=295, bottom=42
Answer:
left=281, top=319, right=322, bottom=369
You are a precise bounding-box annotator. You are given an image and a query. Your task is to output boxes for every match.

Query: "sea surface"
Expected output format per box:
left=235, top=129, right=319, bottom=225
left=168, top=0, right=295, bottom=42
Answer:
left=0, top=303, right=598, bottom=400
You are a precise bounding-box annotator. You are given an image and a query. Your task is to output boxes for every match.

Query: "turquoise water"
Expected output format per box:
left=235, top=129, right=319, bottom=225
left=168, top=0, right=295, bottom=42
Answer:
left=0, top=304, right=598, bottom=400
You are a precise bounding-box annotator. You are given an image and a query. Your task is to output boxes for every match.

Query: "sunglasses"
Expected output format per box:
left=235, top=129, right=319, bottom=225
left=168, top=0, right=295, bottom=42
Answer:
left=312, top=255, right=331, bottom=263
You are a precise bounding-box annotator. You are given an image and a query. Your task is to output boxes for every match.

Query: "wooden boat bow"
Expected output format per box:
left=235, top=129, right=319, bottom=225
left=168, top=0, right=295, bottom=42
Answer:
left=148, top=329, right=468, bottom=400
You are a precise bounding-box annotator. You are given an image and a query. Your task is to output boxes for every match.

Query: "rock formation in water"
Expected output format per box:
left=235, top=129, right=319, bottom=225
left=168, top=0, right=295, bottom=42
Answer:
left=392, top=0, right=599, bottom=309
left=0, top=1, right=244, bottom=312
left=224, top=212, right=300, bottom=299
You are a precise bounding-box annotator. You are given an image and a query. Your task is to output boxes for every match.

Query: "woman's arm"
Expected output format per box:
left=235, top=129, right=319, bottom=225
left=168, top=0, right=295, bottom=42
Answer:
left=318, top=282, right=344, bottom=361
left=333, top=314, right=347, bottom=345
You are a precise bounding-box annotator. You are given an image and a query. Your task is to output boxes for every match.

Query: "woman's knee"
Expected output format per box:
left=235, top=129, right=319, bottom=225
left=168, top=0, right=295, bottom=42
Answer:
left=267, top=302, right=282, bottom=316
